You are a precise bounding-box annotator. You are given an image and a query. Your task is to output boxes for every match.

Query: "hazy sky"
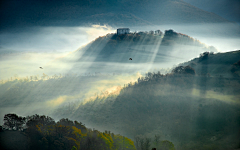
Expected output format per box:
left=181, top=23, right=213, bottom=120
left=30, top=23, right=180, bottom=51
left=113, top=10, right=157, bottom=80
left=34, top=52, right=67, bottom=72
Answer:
left=0, top=25, right=115, bottom=80
left=0, top=25, right=115, bottom=53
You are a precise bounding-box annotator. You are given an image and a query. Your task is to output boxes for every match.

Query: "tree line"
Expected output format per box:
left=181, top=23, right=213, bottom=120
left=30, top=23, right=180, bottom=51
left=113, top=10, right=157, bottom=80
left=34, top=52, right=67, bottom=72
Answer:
left=0, top=113, right=136, bottom=150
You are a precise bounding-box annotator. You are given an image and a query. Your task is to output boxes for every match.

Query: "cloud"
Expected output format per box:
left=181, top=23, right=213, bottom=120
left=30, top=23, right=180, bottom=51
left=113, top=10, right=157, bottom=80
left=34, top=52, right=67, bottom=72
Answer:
left=86, top=25, right=115, bottom=41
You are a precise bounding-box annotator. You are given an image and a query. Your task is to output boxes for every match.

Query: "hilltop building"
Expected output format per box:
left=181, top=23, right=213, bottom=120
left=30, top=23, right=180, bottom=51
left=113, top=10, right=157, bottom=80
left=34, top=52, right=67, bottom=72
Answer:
left=117, top=28, right=130, bottom=35
left=137, top=31, right=145, bottom=35
left=149, top=30, right=154, bottom=34
left=155, top=30, right=162, bottom=35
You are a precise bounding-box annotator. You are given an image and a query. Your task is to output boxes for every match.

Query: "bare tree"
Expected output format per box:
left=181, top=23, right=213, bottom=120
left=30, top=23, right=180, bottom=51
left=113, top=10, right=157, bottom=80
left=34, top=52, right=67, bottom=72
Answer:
left=135, top=136, right=141, bottom=150
left=144, top=137, right=151, bottom=150
left=153, top=134, right=160, bottom=148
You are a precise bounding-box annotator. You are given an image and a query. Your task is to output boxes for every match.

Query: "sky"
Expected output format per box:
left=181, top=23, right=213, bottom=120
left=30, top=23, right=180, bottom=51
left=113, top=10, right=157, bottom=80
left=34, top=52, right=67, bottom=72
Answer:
left=0, top=25, right=115, bottom=53
left=0, top=25, right=115, bottom=80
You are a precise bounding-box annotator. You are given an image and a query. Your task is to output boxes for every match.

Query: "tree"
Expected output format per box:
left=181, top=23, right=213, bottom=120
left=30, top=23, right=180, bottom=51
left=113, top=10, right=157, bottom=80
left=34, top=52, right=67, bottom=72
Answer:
left=0, top=125, right=3, bottom=132
left=3, top=114, right=26, bottom=130
left=71, top=146, right=77, bottom=150
left=199, top=51, right=209, bottom=61
left=138, top=136, right=151, bottom=150
left=42, top=73, right=48, bottom=80
left=26, top=114, right=55, bottom=128
left=172, top=66, right=195, bottom=75
left=144, top=137, right=151, bottom=150
left=135, top=136, right=141, bottom=150
left=153, top=134, right=160, bottom=147
left=57, top=118, right=74, bottom=126
left=231, top=60, right=240, bottom=77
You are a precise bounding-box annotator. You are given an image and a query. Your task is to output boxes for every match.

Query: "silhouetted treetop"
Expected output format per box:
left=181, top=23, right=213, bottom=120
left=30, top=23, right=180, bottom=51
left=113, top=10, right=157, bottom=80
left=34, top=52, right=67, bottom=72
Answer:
left=3, top=114, right=26, bottom=130
left=26, top=114, right=55, bottom=127
left=172, top=66, right=195, bottom=75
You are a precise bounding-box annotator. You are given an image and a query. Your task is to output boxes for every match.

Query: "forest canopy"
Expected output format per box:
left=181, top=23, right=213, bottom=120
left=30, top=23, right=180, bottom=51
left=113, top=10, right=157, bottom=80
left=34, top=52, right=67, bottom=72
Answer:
left=0, top=114, right=136, bottom=150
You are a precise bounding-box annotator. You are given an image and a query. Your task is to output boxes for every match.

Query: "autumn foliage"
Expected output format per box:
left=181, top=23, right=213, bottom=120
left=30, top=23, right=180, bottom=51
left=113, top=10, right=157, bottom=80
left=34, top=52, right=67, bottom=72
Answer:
left=1, top=114, right=136, bottom=150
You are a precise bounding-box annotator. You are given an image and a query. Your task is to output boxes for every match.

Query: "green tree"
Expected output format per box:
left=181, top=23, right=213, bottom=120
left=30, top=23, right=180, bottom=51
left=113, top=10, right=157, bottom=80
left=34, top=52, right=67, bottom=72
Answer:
left=71, top=146, right=77, bottom=150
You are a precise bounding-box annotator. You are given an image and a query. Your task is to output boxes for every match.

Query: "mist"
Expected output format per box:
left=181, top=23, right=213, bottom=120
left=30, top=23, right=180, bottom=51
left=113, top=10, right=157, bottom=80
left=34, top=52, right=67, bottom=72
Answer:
left=0, top=25, right=115, bottom=79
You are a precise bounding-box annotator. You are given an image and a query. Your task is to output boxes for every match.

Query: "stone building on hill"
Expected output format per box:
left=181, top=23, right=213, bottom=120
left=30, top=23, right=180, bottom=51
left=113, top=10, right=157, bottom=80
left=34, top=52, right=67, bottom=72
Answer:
left=117, top=28, right=130, bottom=35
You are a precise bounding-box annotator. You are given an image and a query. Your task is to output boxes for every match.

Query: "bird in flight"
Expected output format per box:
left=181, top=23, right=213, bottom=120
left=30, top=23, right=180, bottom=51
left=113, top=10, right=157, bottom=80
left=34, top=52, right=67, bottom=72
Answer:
left=129, top=58, right=132, bottom=60
left=39, top=67, right=43, bottom=69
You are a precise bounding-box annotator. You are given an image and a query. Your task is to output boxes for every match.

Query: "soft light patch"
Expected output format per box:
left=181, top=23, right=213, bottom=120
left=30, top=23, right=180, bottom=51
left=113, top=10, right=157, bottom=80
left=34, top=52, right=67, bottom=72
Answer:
left=191, top=88, right=240, bottom=104
left=46, top=95, right=68, bottom=107
left=83, top=72, right=142, bottom=99
left=86, top=25, right=115, bottom=41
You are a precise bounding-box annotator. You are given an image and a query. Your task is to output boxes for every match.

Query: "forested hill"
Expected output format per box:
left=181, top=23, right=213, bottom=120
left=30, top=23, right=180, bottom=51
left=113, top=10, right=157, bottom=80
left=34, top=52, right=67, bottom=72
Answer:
left=52, top=51, right=240, bottom=150
left=66, top=29, right=217, bottom=64
left=179, top=50, right=240, bottom=77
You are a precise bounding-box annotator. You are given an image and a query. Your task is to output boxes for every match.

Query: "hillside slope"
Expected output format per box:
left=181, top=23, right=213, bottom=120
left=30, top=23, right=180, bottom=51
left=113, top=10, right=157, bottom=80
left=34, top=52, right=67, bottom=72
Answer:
left=51, top=51, right=240, bottom=150
left=179, top=50, right=240, bottom=77
left=72, top=30, right=216, bottom=63
left=44, top=30, right=218, bottom=77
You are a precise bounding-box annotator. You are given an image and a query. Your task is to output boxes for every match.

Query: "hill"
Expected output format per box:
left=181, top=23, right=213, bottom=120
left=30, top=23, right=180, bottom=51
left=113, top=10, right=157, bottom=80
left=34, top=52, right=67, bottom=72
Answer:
left=179, top=50, right=240, bottom=77
left=69, top=29, right=216, bottom=63
left=51, top=51, right=240, bottom=150
left=182, top=0, right=240, bottom=24
left=48, top=29, right=217, bottom=77
left=1, top=0, right=239, bottom=37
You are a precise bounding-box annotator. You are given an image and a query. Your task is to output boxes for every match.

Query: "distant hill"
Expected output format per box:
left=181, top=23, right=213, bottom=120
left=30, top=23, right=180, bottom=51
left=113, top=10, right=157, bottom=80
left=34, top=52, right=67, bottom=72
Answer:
left=44, top=29, right=219, bottom=78
left=1, top=0, right=240, bottom=37
left=71, top=30, right=217, bottom=64
left=124, top=0, right=228, bottom=24
left=182, top=0, right=240, bottom=24
left=179, top=50, right=240, bottom=77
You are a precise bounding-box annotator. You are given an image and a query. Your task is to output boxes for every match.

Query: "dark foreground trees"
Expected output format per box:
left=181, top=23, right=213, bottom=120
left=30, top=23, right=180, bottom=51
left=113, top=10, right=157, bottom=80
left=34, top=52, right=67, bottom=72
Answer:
left=3, top=113, right=26, bottom=131
left=1, top=114, right=136, bottom=150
